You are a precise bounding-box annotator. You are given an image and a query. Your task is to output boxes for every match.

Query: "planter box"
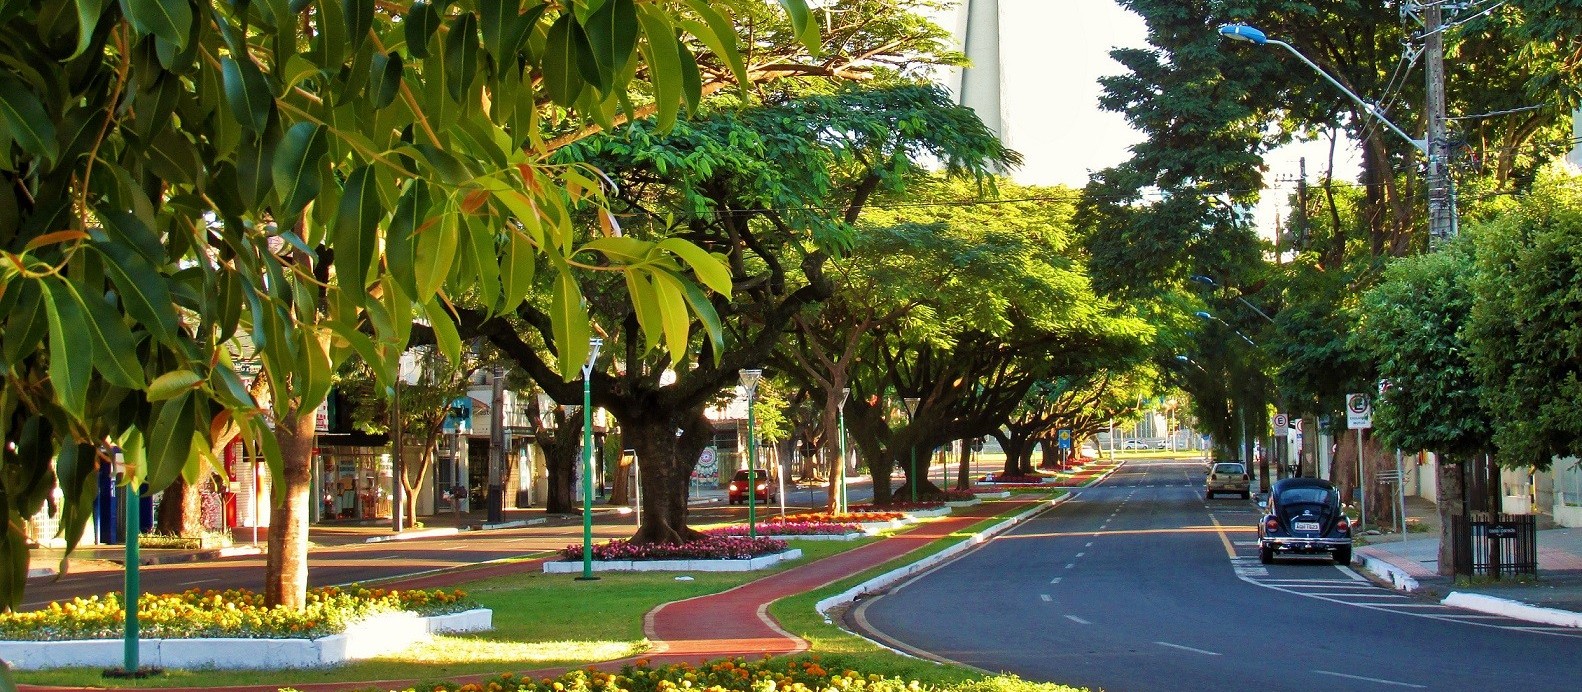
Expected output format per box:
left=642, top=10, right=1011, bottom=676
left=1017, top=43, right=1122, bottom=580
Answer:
left=0, top=608, right=492, bottom=671
left=973, top=490, right=1012, bottom=499
left=856, top=519, right=905, bottom=534
left=945, top=498, right=982, bottom=508
left=903, top=507, right=951, bottom=519
left=765, top=532, right=863, bottom=541
left=542, top=549, right=802, bottom=574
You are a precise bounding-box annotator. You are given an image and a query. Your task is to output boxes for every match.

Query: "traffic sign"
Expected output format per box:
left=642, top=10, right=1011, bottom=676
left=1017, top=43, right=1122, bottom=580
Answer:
left=1057, top=428, right=1072, bottom=450
left=1346, top=393, right=1372, bottom=430
left=1272, top=413, right=1289, bottom=437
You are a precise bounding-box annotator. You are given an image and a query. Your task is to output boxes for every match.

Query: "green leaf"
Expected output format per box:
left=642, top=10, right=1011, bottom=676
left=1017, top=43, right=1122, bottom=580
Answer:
left=0, top=72, right=58, bottom=165
left=413, top=209, right=459, bottom=299
left=144, top=126, right=201, bottom=185
left=1, top=280, right=46, bottom=369
left=500, top=227, right=536, bottom=313
left=235, top=134, right=274, bottom=211
left=676, top=274, right=724, bottom=361
left=147, top=370, right=203, bottom=401
left=369, top=51, right=403, bottom=109
left=342, top=0, right=373, bottom=48
left=465, top=216, right=500, bottom=310
left=405, top=1, right=441, bottom=59
left=444, top=11, right=481, bottom=102
left=775, top=0, right=819, bottom=55
left=624, top=272, right=663, bottom=353
left=656, top=238, right=731, bottom=296
left=676, top=33, right=701, bottom=114
left=542, top=11, right=592, bottom=108
left=649, top=270, right=692, bottom=367
left=584, top=236, right=653, bottom=262
left=422, top=298, right=462, bottom=365
left=584, top=0, right=637, bottom=92
left=63, top=278, right=146, bottom=389
left=550, top=268, right=592, bottom=378
left=482, top=0, right=541, bottom=63
left=71, top=0, right=112, bottom=58
left=146, top=391, right=198, bottom=492
left=39, top=279, right=93, bottom=421
left=635, top=6, right=681, bottom=131
left=271, top=122, right=327, bottom=224
left=681, top=1, right=746, bottom=87
left=386, top=180, right=429, bottom=300
left=332, top=165, right=382, bottom=295
left=91, top=239, right=180, bottom=346
left=123, top=0, right=192, bottom=51
left=221, top=56, right=274, bottom=133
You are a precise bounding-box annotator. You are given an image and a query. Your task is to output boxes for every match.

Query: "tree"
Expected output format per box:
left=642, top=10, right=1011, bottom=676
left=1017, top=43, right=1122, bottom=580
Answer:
left=0, top=0, right=813, bottom=609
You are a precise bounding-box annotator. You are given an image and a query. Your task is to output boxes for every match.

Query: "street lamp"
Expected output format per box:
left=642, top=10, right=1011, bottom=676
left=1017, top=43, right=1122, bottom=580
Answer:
left=577, top=337, right=603, bottom=581
left=837, top=387, right=850, bottom=514
left=1190, top=275, right=1275, bottom=324
left=1217, top=24, right=1427, bottom=154
left=740, top=369, right=763, bottom=538
left=903, top=397, right=921, bottom=503
left=1193, top=311, right=1257, bottom=347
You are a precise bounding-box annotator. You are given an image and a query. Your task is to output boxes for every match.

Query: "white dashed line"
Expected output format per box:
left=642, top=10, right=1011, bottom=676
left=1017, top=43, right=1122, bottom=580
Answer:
left=1085, top=542, right=1093, bottom=547
left=1065, top=563, right=1076, bottom=569
left=1049, top=577, right=1063, bottom=584
left=1075, top=552, right=1085, bottom=558
left=1065, top=615, right=1091, bottom=625
left=1040, top=594, right=1052, bottom=602
left=1313, top=670, right=1425, bottom=688
left=1155, top=641, right=1220, bottom=656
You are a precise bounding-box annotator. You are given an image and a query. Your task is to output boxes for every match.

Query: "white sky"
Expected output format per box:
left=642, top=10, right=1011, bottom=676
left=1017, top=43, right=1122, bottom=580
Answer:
left=981, top=0, right=1364, bottom=238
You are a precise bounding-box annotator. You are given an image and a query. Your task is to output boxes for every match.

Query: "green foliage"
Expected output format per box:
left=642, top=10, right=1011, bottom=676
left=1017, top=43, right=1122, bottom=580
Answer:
left=1354, top=236, right=1490, bottom=457
left=1467, top=169, right=1582, bottom=469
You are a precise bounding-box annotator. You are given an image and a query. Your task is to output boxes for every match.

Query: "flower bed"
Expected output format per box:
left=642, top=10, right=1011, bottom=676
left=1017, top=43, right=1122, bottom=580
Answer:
left=559, top=535, right=789, bottom=562
left=0, top=585, right=473, bottom=642
left=706, top=521, right=861, bottom=537
left=978, top=473, right=1049, bottom=484
left=849, top=502, right=946, bottom=513
left=386, top=656, right=941, bottom=692
left=773, top=511, right=908, bottom=523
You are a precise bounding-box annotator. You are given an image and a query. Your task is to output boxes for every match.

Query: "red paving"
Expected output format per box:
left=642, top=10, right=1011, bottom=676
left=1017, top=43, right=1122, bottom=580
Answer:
left=18, top=494, right=1068, bottom=692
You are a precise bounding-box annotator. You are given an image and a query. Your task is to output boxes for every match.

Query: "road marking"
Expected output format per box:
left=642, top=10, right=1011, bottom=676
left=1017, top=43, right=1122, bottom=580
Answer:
left=1049, top=577, right=1062, bottom=584
left=1154, top=641, right=1220, bottom=656
left=1064, top=563, right=1076, bottom=569
left=179, top=578, right=218, bottom=586
left=1313, top=670, right=1424, bottom=688
left=1336, top=565, right=1367, bottom=581
left=1040, top=594, right=1052, bottom=602
left=1305, top=592, right=1409, bottom=599
left=1075, top=552, right=1085, bottom=558
left=1085, top=542, right=1093, bottom=548
left=1065, top=615, right=1090, bottom=625
left=1233, top=541, right=1258, bottom=546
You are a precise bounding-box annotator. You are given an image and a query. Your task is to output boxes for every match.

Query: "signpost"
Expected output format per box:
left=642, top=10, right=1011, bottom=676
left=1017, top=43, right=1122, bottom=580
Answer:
left=1346, top=394, right=1373, bottom=529
left=1057, top=429, right=1072, bottom=468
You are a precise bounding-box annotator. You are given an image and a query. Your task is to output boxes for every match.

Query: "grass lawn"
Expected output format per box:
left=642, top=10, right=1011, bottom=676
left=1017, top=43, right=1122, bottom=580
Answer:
left=18, top=494, right=1081, bottom=691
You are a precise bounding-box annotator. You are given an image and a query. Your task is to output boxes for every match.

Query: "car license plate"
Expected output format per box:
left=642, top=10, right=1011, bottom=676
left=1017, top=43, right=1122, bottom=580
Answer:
left=1294, top=521, right=1320, bottom=532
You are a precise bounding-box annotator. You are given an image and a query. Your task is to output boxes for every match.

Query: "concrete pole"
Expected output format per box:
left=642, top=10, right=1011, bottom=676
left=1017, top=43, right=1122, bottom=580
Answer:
left=1425, top=3, right=1452, bottom=245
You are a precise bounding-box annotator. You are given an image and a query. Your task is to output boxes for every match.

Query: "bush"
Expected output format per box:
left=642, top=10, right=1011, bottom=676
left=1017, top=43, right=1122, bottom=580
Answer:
left=978, top=474, right=1047, bottom=484
left=776, top=511, right=908, bottom=523
left=707, top=522, right=860, bottom=537
left=849, top=502, right=945, bottom=512
left=0, top=585, right=473, bottom=641
left=560, top=536, right=789, bottom=561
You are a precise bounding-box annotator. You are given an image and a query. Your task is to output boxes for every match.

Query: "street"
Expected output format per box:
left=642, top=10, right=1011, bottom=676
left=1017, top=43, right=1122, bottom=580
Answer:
left=849, top=458, right=1582, bottom=691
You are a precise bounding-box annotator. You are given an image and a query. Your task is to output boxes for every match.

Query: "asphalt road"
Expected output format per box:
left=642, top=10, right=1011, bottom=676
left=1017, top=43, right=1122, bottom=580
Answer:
left=22, top=482, right=868, bottom=610
left=850, top=458, right=1582, bottom=692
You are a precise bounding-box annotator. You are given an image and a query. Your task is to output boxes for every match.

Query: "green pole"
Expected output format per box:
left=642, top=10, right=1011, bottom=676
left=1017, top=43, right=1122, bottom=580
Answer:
left=747, top=396, right=757, bottom=539
left=910, top=444, right=917, bottom=503
left=837, top=409, right=848, bottom=514
left=579, top=372, right=598, bottom=581
left=122, top=451, right=140, bottom=672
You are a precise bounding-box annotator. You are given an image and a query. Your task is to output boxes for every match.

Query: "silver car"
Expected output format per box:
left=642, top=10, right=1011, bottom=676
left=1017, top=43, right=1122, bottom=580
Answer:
left=1205, top=461, right=1250, bottom=499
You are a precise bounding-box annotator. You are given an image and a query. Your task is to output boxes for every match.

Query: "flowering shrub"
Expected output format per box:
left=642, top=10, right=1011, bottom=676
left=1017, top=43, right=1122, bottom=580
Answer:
left=773, top=511, right=907, bottom=523
left=373, top=656, right=943, bottom=692
left=848, top=502, right=945, bottom=512
left=560, top=536, right=789, bottom=561
left=707, top=521, right=860, bottom=537
left=978, top=473, right=1048, bottom=484
left=0, top=585, right=472, bottom=641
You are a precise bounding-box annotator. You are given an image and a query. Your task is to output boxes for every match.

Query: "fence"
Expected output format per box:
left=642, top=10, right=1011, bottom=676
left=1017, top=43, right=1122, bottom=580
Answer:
left=1451, top=511, right=1537, bottom=579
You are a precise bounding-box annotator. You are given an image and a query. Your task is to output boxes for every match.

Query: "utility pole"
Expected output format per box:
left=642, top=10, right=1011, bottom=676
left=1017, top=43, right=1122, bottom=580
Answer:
left=487, top=367, right=505, bottom=524
left=1424, top=2, right=1452, bottom=246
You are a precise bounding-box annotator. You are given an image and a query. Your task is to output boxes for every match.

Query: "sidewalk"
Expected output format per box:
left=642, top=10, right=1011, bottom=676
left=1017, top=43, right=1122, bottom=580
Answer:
left=1355, top=496, right=1582, bottom=621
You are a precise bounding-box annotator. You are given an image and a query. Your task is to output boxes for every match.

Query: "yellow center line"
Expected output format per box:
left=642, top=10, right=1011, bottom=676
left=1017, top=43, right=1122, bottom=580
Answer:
left=1209, top=515, right=1238, bottom=559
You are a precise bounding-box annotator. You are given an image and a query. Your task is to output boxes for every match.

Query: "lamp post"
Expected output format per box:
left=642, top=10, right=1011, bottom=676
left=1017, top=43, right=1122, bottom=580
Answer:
left=837, top=387, right=850, bottom=514
left=1190, top=275, right=1275, bottom=324
left=740, top=369, right=763, bottom=538
left=578, top=337, right=603, bottom=581
left=903, top=397, right=920, bottom=503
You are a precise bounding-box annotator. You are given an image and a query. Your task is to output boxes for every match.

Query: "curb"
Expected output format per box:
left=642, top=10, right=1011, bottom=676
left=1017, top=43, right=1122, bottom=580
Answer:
left=815, top=493, right=1073, bottom=617
left=1443, top=591, right=1582, bottom=628
left=364, top=527, right=461, bottom=543
left=1356, top=552, right=1422, bottom=592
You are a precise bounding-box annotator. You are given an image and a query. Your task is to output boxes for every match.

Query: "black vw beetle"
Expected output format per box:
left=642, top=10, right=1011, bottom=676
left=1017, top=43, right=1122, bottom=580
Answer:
left=1258, top=478, right=1352, bottom=565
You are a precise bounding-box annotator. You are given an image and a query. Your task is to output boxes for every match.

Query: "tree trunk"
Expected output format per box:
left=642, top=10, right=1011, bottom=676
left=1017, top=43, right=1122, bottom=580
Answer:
left=540, top=422, right=581, bottom=514
left=955, top=440, right=972, bottom=491
left=155, top=477, right=204, bottom=536
left=264, top=411, right=315, bottom=610
left=626, top=408, right=709, bottom=545
left=1436, top=453, right=1466, bottom=577
left=400, top=444, right=434, bottom=528
left=609, top=432, right=632, bottom=506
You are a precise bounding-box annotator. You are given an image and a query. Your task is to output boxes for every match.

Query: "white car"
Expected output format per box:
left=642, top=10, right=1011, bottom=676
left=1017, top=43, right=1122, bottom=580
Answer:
left=1121, top=440, right=1148, bottom=450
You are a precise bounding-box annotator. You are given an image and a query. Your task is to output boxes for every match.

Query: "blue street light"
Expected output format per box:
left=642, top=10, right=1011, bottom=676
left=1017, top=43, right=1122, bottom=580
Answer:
left=1217, top=24, right=1426, bottom=154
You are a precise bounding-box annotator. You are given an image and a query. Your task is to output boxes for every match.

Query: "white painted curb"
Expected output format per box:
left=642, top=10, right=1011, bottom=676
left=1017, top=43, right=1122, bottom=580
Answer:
left=1443, top=592, right=1582, bottom=628
left=764, top=533, right=863, bottom=542
left=815, top=495, right=1071, bottom=617
left=0, top=608, right=492, bottom=670
left=365, top=527, right=462, bottom=543
left=972, top=491, right=1011, bottom=499
left=902, top=507, right=952, bottom=520
left=543, top=549, right=803, bottom=573
left=945, top=499, right=982, bottom=508
left=1356, top=553, right=1421, bottom=592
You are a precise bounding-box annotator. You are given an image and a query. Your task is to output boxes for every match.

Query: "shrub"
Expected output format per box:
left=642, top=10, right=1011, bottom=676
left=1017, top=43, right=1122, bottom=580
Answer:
left=775, top=511, right=908, bottom=523
left=978, top=474, right=1047, bottom=484
left=560, top=536, right=789, bottom=561
left=707, top=522, right=860, bottom=537
left=0, top=585, right=472, bottom=641
left=849, top=502, right=945, bottom=512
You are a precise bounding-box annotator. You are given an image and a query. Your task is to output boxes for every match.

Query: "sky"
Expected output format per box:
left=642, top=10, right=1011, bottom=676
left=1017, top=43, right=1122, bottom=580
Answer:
left=954, top=0, right=1364, bottom=236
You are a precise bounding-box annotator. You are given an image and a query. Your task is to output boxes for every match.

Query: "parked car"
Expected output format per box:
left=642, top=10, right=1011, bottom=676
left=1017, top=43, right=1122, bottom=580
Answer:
left=1153, top=440, right=1170, bottom=450
left=1205, top=461, right=1250, bottom=499
left=1121, top=439, right=1148, bottom=450
left=1258, top=478, right=1352, bottom=565
left=728, top=469, right=775, bottom=505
